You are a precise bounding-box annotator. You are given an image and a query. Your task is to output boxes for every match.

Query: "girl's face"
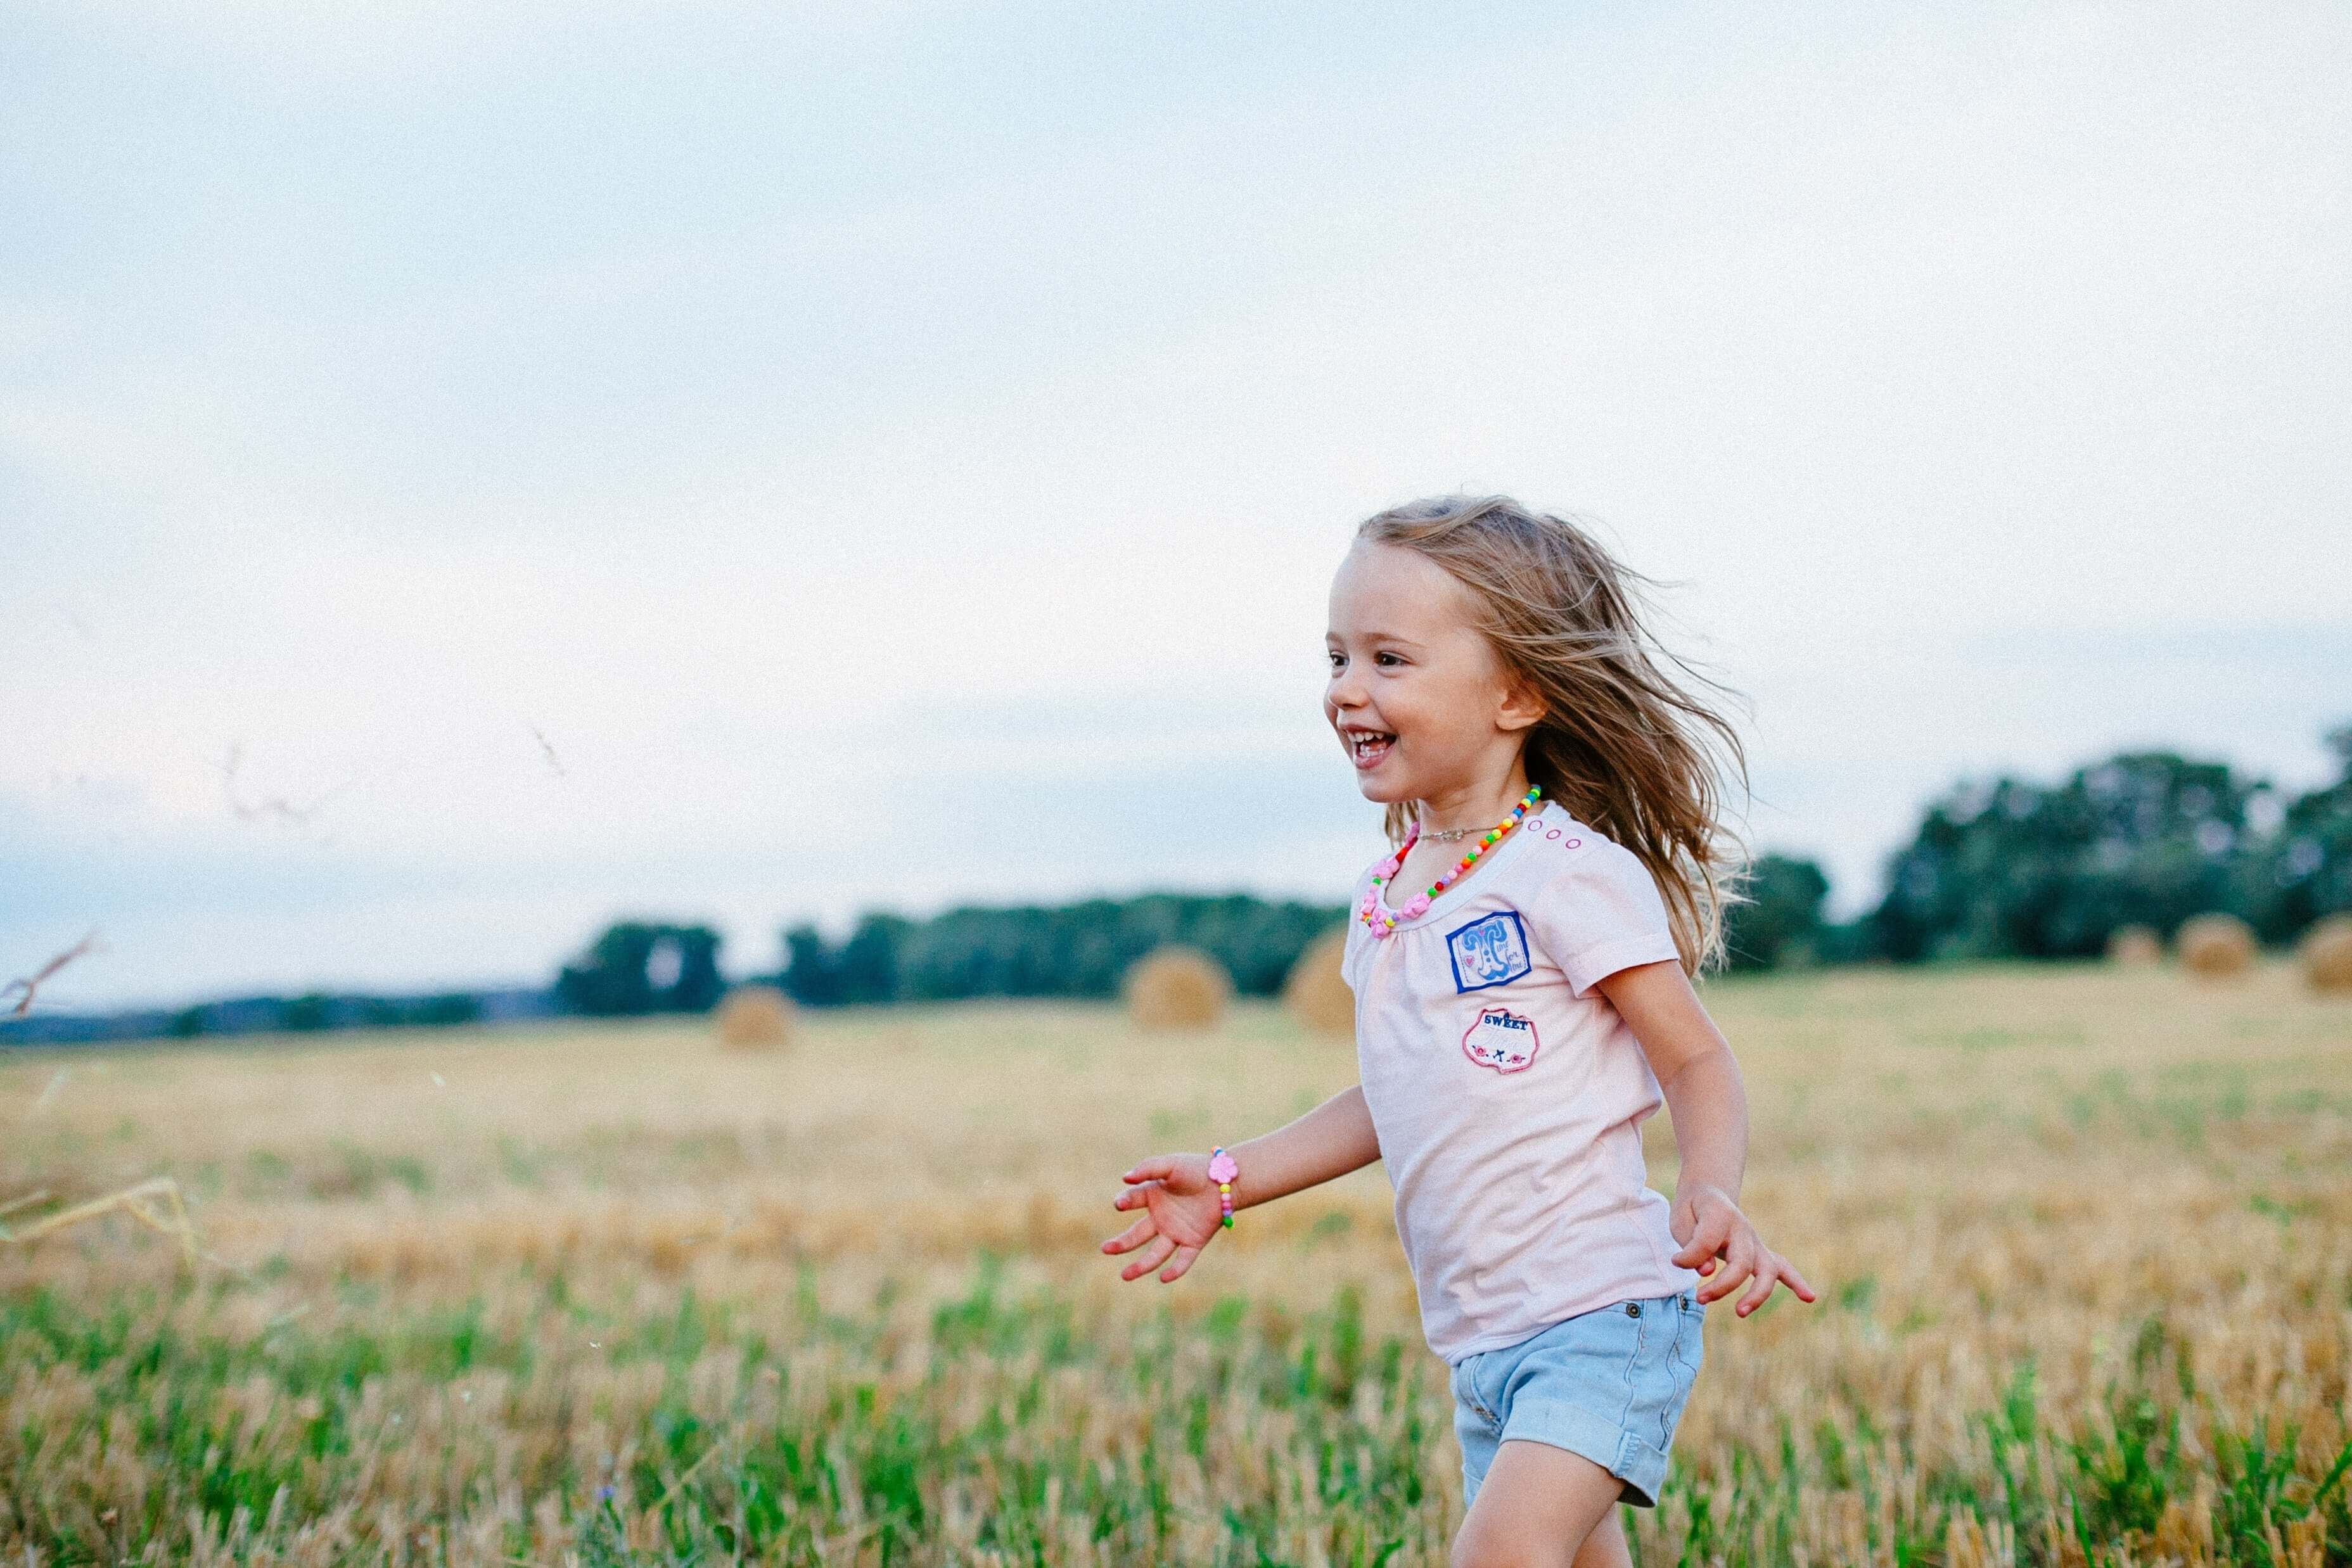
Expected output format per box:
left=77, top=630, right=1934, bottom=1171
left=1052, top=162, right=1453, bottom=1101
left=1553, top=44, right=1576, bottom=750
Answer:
left=1324, top=542, right=1541, bottom=808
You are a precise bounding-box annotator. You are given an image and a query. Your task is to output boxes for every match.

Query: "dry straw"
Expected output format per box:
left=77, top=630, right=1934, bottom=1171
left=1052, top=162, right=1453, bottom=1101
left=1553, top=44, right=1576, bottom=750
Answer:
left=1124, top=947, right=1231, bottom=1031
left=2104, top=925, right=2163, bottom=967
left=0, top=1178, right=198, bottom=1271
left=1282, top=929, right=1354, bottom=1037
left=2299, top=914, right=2352, bottom=995
left=2175, top=912, right=2256, bottom=979
left=713, top=985, right=796, bottom=1050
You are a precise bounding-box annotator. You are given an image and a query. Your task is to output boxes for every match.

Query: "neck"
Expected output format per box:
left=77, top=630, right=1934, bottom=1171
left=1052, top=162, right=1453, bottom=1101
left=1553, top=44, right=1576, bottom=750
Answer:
left=1416, top=763, right=1535, bottom=835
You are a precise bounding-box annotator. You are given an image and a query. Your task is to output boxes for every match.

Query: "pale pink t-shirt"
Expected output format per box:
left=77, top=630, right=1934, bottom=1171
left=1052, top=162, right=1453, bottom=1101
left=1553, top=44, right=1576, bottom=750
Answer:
left=1341, top=800, right=1701, bottom=1364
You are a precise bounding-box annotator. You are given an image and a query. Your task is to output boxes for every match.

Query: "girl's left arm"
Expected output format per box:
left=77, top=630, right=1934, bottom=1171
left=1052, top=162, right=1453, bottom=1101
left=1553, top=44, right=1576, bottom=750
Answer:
left=1596, top=960, right=1817, bottom=1318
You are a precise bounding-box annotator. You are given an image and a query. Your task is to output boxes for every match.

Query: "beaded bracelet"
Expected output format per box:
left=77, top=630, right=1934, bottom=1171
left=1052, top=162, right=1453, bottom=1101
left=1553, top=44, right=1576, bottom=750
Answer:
left=1208, top=1147, right=1239, bottom=1228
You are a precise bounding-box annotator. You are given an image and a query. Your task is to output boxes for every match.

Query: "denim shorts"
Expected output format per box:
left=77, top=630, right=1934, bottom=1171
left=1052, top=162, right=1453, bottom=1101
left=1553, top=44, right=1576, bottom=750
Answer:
left=1449, top=1290, right=1704, bottom=1510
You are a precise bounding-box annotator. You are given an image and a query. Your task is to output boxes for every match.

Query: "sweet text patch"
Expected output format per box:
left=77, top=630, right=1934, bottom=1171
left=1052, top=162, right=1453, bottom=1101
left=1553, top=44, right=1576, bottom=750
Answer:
left=1460, top=1005, right=1541, bottom=1073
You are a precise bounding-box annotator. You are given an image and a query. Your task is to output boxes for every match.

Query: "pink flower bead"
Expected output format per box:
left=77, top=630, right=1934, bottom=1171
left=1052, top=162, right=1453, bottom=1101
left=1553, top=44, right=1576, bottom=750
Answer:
left=1402, top=895, right=1430, bottom=918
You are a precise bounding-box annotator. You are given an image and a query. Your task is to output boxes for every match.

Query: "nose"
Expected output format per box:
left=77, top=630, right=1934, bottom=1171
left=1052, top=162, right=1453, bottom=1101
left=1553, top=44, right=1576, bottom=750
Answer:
left=1326, top=663, right=1367, bottom=715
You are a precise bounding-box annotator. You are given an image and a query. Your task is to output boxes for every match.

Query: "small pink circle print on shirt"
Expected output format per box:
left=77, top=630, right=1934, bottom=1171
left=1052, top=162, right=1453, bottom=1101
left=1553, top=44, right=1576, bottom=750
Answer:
left=1460, top=1005, right=1542, bottom=1073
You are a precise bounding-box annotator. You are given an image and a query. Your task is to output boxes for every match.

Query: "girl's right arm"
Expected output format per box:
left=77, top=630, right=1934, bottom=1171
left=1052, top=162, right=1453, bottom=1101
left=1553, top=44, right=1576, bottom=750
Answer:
left=1101, top=1085, right=1381, bottom=1283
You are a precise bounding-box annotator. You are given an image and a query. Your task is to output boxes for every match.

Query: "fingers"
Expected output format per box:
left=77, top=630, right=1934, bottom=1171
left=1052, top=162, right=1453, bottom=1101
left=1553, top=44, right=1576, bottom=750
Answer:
left=1696, top=1233, right=1757, bottom=1306
left=1099, top=1213, right=1158, bottom=1257
left=1158, top=1243, right=1201, bottom=1284
left=1670, top=1208, right=1732, bottom=1272
left=1123, top=1155, right=1178, bottom=1185
left=1729, top=1252, right=1817, bottom=1316
left=1112, top=1179, right=1163, bottom=1214
left=1119, top=1233, right=1177, bottom=1282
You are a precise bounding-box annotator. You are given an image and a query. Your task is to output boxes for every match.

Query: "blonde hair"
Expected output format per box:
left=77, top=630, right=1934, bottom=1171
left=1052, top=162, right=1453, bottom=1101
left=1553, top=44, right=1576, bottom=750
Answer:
left=1358, top=495, right=1747, bottom=974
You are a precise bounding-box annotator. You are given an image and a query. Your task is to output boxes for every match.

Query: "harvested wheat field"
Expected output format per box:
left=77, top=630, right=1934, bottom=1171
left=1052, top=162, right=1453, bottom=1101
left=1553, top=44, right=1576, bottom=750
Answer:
left=3, top=963, right=2349, bottom=1567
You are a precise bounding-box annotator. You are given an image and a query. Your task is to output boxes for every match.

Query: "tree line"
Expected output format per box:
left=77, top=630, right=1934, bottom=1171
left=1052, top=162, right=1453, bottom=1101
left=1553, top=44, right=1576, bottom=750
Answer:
left=584, top=728, right=2351, bottom=1009
left=769, top=895, right=1346, bottom=1008
left=7, top=727, right=2344, bottom=1042
left=1729, top=729, right=2351, bottom=969
left=1865, top=730, right=2350, bottom=962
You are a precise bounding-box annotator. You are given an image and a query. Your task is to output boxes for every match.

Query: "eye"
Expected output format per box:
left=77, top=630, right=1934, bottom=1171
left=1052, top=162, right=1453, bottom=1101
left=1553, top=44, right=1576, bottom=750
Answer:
left=1373, top=651, right=1403, bottom=668
left=1327, top=649, right=1346, bottom=672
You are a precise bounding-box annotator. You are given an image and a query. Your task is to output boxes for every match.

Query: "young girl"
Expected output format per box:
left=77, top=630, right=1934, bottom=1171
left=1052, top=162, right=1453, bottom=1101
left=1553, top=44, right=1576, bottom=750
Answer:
left=1102, top=495, right=1814, bottom=1568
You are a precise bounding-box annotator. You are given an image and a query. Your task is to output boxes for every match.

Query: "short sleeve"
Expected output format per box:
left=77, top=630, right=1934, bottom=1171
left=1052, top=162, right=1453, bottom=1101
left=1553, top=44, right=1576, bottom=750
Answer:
left=1520, top=834, right=1682, bottom=998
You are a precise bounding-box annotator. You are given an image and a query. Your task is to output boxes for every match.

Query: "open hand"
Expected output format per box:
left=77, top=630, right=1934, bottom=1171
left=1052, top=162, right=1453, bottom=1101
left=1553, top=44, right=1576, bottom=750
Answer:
left=1670, top=1183, right=1817, bottom=1317
left=1101, top=1152, right=1226, bottom=1284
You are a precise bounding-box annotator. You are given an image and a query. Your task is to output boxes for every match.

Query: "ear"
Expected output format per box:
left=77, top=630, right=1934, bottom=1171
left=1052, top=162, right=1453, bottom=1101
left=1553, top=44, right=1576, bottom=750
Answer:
left=1495, top=670, right=1545, bottom=734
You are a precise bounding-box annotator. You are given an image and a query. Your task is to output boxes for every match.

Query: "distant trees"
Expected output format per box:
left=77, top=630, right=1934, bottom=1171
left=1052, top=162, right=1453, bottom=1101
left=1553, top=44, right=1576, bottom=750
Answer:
left=546, top=729, right=2352, bottom=1011
left=779, top=914, right=911, bottom=1007
left=513, top=730, right=2352, bottom=1016
left=1722, top=854, right=1831, bottom=972
left=777, top=895, right=1346, bottom=1007
left=2247, top=725, right=2352, bottom=941
left=0, top=990, right=513, bottom=1047
left=263, top=992, right=483, bottom=1031
left=555, top=922, right=725, bottom=1016
left=1866, top=734, right=2352, bottom=962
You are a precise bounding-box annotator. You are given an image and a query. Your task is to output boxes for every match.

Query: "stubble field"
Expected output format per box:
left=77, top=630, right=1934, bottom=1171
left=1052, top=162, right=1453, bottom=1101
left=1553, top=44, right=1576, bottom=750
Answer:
left=3, top=962, right=2349, bottom=1567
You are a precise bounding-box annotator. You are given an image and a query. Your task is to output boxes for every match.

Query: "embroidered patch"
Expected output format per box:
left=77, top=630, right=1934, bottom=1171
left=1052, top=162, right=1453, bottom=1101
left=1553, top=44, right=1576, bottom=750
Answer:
left=1445, top=910, right=1531, bottom=993
left=1460, top=1005, right=1540, bottom=1073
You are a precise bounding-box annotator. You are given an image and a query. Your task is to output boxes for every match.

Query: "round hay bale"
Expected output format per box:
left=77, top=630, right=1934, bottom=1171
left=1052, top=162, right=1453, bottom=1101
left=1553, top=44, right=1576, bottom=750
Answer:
left=713, top=984, right=795, bottom=1050
left=1125, top=947, right=1231, bottom=1031
left=2175, top=913, right=2256, bottom=980
left=2105, top=924, right=2164, bottom=967
left=2299, top=915, right=2352, bottom=995
left=1283, top=929, right=1355, bottom=1037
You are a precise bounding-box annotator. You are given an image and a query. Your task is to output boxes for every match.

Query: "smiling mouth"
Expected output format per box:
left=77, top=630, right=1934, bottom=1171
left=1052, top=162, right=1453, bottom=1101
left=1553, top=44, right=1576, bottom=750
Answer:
left=1344, top=728, right=1396, bottom=768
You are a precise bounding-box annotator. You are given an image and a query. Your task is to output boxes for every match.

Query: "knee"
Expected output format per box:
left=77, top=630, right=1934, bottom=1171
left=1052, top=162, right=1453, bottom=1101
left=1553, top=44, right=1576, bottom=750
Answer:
left=1449, top=1505, right=1627, bottom=1568
left=1448, top=1527, right=1573, bottom=1568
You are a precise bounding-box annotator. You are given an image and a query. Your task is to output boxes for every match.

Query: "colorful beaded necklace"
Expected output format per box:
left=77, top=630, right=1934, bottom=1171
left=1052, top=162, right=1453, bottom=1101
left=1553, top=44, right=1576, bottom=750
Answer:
left=1359, top=784, right=1542, bottom=937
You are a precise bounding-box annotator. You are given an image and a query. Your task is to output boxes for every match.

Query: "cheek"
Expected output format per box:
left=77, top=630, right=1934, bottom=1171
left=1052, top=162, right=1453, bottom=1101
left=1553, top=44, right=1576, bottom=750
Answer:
left=1390, top=682, right=1485, bottom=746
left=1376, top=676, right=1436, bottom=727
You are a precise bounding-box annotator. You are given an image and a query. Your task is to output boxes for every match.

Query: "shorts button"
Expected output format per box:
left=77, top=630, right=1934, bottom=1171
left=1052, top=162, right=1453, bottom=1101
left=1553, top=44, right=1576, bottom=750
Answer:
left=1625, top=1302, right=1640, bottom=1317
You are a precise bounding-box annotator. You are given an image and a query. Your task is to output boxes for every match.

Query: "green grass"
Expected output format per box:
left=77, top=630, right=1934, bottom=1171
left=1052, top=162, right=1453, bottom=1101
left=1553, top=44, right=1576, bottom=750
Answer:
left=4, top=1272, right=2345, bottom=1567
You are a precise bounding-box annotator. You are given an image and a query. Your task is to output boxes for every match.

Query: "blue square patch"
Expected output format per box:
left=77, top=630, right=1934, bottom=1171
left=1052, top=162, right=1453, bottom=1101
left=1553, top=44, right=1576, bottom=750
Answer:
left=1445, top=910, right=1532, bottom=993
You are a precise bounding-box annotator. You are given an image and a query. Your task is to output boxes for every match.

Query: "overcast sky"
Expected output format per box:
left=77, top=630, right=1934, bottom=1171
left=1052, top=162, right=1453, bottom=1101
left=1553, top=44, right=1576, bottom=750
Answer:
left=6, top=1, right=2349, bottom=1010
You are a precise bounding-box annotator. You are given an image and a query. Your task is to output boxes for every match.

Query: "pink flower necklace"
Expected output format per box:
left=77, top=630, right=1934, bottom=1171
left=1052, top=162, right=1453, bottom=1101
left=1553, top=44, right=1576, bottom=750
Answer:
left=1360, top=784, right=1542, bottom=937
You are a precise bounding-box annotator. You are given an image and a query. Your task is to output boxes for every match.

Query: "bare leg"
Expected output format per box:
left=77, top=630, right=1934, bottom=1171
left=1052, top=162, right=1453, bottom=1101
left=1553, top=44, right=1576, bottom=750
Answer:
left=1573, top=1507, right=1633, bottom=1568
left=1450, top=1439, right=1625, bottom=1568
